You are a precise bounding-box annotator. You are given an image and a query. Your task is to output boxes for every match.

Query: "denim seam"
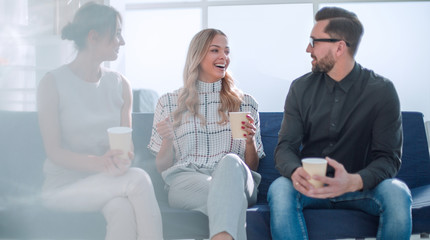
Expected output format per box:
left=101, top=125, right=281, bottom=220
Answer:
left=296, top=193, right=308, bottom=240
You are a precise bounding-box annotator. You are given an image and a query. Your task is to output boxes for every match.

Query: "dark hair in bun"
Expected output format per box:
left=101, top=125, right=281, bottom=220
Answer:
left=61, top=2, right=122, bottom=50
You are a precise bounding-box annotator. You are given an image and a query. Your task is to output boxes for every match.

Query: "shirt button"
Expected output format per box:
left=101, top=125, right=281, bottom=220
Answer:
left=329, top=143, right=334, bottom=147
left=331, top=123, right=336, bottom=127
left=335, top=98, right=339, bottom=103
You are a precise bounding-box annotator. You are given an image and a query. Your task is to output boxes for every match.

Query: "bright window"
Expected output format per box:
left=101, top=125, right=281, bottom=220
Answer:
left=123, top=8, right=201, bottom=94
left=208, top=4, right=313, bottom=112
left=116, top=1, right=430, bottom=120
left=2, top=0, right=430, bottom=122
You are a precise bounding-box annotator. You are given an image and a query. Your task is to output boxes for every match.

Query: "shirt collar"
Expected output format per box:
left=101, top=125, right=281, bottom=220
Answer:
left=197, top=79, right=222, bottom=93
left=325, top=62, right=359, bottom=93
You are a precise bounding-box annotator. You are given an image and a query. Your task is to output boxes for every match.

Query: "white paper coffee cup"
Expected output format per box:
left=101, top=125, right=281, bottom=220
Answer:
left=301, top=158, right=327, bottom=188
left=229, top=112, right=250, bottom=139
left=107, top=127, right=133, bottom=159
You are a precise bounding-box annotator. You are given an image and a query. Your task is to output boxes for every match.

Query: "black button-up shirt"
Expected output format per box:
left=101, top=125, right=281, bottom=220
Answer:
left=275, top=63, right=402, bottom=190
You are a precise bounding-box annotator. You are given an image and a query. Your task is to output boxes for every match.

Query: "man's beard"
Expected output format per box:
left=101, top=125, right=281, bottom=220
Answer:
left=312, top=53, right=335, bottom=73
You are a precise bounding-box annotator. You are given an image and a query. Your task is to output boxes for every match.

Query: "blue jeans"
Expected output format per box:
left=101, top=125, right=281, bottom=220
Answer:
left=267, top=177, right=412, bottom=240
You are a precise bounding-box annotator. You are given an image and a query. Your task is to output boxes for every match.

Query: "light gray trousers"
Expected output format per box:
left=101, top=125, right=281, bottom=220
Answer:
left=162, top=153, right=261, bottom=240
left=42, top=168, right=163, bottom=240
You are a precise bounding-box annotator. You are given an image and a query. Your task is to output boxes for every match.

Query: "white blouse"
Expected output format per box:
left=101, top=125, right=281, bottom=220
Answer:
left=148, top=80, right=265, bottom=172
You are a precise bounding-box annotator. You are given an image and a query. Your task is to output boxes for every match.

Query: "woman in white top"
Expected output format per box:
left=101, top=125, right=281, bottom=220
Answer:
left=37, top=3, right=162, bottom=240
left=149, top=28, right=265, bottom=240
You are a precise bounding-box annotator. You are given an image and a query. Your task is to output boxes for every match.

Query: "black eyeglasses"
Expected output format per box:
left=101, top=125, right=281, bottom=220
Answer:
left=309, top=38, right=351, bottom=48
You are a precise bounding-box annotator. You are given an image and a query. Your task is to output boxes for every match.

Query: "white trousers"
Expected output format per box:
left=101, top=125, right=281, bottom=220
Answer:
left=162, top=153, right=260, bottom=240
left=42, top=167, right=163, bottom=240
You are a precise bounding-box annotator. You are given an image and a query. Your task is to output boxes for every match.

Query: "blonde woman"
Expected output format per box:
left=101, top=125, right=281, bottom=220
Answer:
left=37, top=2, right=162, bottom=239
left=149, top=28, right=265, bottom=240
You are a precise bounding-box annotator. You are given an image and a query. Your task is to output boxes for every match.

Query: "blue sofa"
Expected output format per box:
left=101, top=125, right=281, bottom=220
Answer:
left=1, top=111, right=429, bottom=239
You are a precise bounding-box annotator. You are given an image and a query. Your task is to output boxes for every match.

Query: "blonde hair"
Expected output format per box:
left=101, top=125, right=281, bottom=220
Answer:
left=173, top=28, right=243, bottom=126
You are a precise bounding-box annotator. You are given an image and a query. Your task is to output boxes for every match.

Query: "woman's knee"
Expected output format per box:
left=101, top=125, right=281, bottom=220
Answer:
left=102, top=197, right=134, bottom=219
left=125, top=167, right=155, bottom=190
left=218, top=153, right=253, bottom=179
left=215, top=154, right=247, bottom=176
left=219, top=153, right=243, bottom=168
left=128, top=167, right=151, bottom=180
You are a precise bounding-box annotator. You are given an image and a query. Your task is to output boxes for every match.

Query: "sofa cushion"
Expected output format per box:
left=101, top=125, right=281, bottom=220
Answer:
left=0, top=203, right=105, bottom=239
left=246, top=204, right=271, bottom=240
left=257, top=112, right=283, bottom=204
left=397, top=112, right=430, bottom=189
left=305, top=209, right=378, bottom=239
left=0, top=111, right=46, bottom=197
left=132, top=112, right=168, bottom=203
left=160, top=204, right=209, bottom=239
left=411, top=185, right=430, bottom=233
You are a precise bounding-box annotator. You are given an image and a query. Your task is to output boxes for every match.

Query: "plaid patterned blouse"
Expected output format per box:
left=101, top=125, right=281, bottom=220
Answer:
left=148, top=80, right=265, bottom=171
